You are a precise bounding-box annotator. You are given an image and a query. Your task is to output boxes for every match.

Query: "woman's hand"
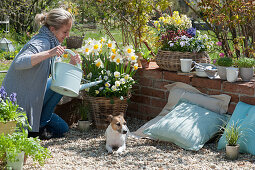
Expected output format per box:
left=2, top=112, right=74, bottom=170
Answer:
left=49, top=45, right=65, bottom=57
left=70, top=53, right=82, bottom=65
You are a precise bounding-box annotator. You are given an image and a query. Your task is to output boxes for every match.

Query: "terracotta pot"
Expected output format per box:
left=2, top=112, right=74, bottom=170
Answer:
left=140, top=59, right=150, bottom=68
left=226, top=144, right=239, bottom=160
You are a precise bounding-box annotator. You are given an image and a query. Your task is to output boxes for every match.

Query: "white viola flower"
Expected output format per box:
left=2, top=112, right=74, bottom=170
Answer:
left=107, top=39, right=116, bottom=49
left=94, top=58, right=104, bottom=68
left=114, top=54, right=123, bottom=65
left=115, top=81, right=121, bottom=87
left=99, top=87, right=104, bottom=91
left=98, top=75, right=102, bottom=80
left=123, top=45, right=135, bottom=56
left=124, top=74, right=130, bottom=80
left=104, top=75, right=109, bottom=80
left=95, top=90, right=99, bottom=94
left=106, top=70, right=111, bottom=76
left=114, top=71, right=120, bottom=78
left=105, top=82, right=111, bottom=88
left=169, top=42, right=174, bottom=47
left=111, top=85, right=117, bottom=91
left=181, top=35, right=187, bottom=40
left=180, top=41, right=186, bottom=47
left=120, top=96, right=124, bottom=100
left=87, top=72, right=92, bottom=79
left=120, top=78, right=126, bottom=84
left=85, top=88, right=90, bottom=92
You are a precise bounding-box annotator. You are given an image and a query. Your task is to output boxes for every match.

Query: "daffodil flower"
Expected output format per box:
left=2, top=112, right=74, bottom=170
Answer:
left=94, top=58, right=104, bottom=68
left=133, top=63, right=138, bottom=70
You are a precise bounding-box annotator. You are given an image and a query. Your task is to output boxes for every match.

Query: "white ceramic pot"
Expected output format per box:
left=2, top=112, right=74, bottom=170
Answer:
left=78, top=120, right=90, bottom=131
left=240, top=67, right=254, bottom=81
left=217, top=66, right=227, bottom=80
left=226, top=67, right=239, bottom=83
left=226, top=144, right=239, bottom=160
left=6, top=151, right=24, bottom=170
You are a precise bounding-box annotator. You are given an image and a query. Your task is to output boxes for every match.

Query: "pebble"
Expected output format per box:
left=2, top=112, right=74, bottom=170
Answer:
left=23, top=117, right=255, bottom=170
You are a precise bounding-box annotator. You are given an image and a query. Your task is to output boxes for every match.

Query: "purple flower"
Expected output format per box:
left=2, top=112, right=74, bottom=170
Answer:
left=10, top=93, right=17, bottom=103
left=180, top=41, right=186, bottom=47
left=216, top=42, right=222, bottom=46
left=213, top=59, right=217, bottom=64
left=219, top=53, right=225, bottom=58
left=0, top=86, right=7, bottom=100
left=187, top=27, right=196, bottom=37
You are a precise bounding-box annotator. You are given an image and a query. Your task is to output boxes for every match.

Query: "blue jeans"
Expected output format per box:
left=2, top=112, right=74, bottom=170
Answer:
left=40, top=77, right=69, bottom=137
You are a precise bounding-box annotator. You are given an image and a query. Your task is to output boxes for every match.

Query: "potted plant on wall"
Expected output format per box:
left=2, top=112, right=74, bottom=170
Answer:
left=140, top=50, right=152, bottom=69
left=77, top=103, right=90, bottom=131
left=224, top=122, right=242, bottom=160
left=215, top=56, right=233, bottom=80
left=0, top=131, right=51, bottom=169
left=236, top=57, right=255, bottom=81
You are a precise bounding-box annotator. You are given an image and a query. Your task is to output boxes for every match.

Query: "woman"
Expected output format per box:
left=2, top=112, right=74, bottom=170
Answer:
left=2, top=8, right=81, bottom=139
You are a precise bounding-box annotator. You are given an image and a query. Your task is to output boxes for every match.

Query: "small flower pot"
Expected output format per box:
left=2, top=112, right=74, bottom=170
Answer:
left=226, top=67, right=239, bottom=83
left=226, top=144, right=239, bottom=160
left=140, top=59, right=150, bottom=68
left=78, top=120, right=90, bottom=131
left=240, top=67, right=254, bottom=81
left=6, top=151, right=25, bottom=170
left=217, top=66, right=227, bottom=80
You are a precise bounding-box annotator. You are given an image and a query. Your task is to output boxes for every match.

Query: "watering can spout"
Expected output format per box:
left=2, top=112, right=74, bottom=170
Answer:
left=80, top=80, right=103, bottom=91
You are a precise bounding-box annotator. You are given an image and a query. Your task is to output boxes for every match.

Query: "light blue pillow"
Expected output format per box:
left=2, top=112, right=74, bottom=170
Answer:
left=143, top=99, right=228, bottom=151
left=217, top=101, right=255, bottom=155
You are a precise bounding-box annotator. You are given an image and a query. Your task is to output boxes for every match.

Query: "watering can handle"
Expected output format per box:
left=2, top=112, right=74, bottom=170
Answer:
left=51, top=49, right=81, bottom=80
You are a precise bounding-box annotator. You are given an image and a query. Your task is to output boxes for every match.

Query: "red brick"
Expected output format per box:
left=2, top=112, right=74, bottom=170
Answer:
left=163, top=71, right=191, bottom=84
left=150, top=98, right=168, bottom=108
left=140, top=87, right=165, bottom=99
left=196, top=87, right=208, bottom=94
left=240, top=96, right=255, bottom=105
left=127, top=102, right=139, bottom=111
left=223, top=82, right=255, bottom=95
left=191, top=77, right=221, bottom=90
left=137, top=68, right=163, bottom=79
left=153, top=80, right=171, bottom=90
left=223, top=93, right=239, bottom=103
left=137, top=77, right=153, bottom=87
left=139, top=105, right=162, bottom=118
left=207, top=90, right=221, bottom=95
left=227, top=103, right=236, bottom=114
left=130, top=95, right=150, bottom=105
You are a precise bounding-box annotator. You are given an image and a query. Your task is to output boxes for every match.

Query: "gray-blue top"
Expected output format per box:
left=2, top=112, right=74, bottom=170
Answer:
left=2, top=26, right=60, bottom=132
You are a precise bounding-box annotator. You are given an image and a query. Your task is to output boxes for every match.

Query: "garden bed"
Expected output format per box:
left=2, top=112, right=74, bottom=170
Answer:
left=22, top=117, right=255, bottom=169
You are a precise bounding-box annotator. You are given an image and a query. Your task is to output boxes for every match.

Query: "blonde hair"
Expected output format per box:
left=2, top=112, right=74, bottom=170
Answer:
left=35, top=8, right=73, bottom=30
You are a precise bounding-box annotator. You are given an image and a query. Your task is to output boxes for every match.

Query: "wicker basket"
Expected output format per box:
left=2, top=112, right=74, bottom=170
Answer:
left=84, top=94, right=130, bottom=130
left=155, top=50, right=211, bottom=71
left=66, top=36, right=83, bottom=49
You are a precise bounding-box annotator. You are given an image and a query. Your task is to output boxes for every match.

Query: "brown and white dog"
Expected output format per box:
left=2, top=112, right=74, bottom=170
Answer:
left=105, top=113, right=129, bottom=154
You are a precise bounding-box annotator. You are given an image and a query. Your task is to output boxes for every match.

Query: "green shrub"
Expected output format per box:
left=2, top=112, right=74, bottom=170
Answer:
left=236, top=57, right=255, bottom=68
left=217, top=57, right=233, bottom=67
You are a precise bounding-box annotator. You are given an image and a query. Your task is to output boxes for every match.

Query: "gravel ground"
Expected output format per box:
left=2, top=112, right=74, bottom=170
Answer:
left=23, top=117, right=255, bottom=170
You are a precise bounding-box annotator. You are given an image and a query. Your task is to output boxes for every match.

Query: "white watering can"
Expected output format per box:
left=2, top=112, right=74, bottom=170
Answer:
left=50, top=49, right=102, bottom=97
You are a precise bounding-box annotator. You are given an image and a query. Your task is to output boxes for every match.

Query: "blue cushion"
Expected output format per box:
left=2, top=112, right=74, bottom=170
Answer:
left=217, top=101, right=255, bottom=155
left=143, top=99, right=228, bottom=151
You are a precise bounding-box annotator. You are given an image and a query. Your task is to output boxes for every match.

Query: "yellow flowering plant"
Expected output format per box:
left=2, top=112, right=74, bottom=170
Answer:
left=79, top=37, right=138, bottom=98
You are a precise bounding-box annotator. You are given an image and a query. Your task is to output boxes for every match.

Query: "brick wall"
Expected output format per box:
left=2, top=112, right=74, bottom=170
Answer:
left=126, top=62, right=255, bottom=120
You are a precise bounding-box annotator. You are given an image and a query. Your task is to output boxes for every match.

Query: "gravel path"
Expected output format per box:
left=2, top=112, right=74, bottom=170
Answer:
left=23, top=117, right=255, bottom=170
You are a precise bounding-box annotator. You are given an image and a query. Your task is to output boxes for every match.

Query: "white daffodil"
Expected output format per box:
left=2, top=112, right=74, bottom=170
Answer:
left=123, top=45, right=135, bottom=56
left=94, top=58, right=104, bottom=68
left=84, top=37, right=93, bottom=45
left=133, top=63, right=138, bottom=70
left=107, top=39, right=116, bottom=49
left=91, top=39, right=102, bottom=54
left=82, top=44, right=92, bottom=55
left=128, top=53, right=138, bottom=63
left=114, top=54, right=123, bottom=65
left=109, top=53, right=116, bottom=62
left=100, top=37, right=107, bottom=45
left=115, top=81, right=121, bottom=87
left=114, top=71, right=120, bottom=78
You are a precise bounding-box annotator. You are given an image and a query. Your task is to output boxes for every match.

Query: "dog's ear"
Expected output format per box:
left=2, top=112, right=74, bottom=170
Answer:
left=107, top=114, right=113, bottom=122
